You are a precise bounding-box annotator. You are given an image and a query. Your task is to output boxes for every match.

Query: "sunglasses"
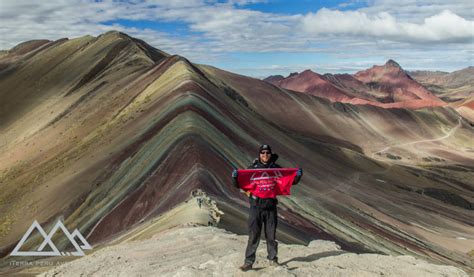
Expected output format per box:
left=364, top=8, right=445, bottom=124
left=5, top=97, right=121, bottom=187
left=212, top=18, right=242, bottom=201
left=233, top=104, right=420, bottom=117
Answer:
left=260, top=151, right=271, bottom=154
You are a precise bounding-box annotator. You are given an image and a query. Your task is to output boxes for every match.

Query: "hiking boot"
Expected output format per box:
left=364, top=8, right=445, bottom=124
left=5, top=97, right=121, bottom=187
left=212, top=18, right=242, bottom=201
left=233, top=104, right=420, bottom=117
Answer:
left=239, top=263, right=252, bottom=271
left=268, top=258, right=279, bottom=266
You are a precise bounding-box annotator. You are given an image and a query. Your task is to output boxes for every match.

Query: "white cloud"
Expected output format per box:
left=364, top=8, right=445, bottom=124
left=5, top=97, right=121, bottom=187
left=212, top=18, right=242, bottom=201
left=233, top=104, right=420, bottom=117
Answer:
left=0, top=0, right=472, bottom=76
left=226, top=0, right=268, bottom=5
left=0, top=0, right=214, bottom=61
left=360, top=0, right=474, bottom=21
left=301, top=8, right=474, bottom=43
left=0, top=0, right=307, bottom=56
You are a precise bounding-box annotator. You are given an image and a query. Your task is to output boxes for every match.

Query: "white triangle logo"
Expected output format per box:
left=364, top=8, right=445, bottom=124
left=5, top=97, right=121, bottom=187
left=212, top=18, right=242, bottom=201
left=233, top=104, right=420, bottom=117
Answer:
left=10, top=220, right=92, bottom=257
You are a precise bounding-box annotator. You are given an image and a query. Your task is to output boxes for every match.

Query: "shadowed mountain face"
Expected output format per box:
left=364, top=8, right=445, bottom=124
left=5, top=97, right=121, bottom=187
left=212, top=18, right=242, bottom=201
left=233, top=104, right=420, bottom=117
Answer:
left=265, top=60, right=448, bottom=109
left=0, top=31, right=473, bottom=272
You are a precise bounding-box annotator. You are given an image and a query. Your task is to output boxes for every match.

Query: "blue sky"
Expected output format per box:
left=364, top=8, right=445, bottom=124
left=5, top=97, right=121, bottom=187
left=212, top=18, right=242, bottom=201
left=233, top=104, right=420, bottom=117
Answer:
left=242, top=0, right=368, bottom=13
left=1, top=0, right=473, bottom=78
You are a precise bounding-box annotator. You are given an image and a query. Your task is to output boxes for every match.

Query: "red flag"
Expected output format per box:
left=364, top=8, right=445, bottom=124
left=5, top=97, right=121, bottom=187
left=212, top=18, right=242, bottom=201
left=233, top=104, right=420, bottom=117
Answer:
left=237, top=168, right=298, bottom=198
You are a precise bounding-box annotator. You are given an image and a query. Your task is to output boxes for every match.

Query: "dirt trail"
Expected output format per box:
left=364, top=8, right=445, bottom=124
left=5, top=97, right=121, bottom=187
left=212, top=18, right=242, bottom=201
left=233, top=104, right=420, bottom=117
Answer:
left=371, top=117, right=463, bottom=161
left=38, top=226, right=468, bottom=277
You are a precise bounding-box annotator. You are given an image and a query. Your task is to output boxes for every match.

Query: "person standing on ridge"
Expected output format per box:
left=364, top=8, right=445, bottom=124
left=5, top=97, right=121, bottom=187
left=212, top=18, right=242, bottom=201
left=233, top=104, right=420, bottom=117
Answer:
left=232, top=144, right=302, bottom=271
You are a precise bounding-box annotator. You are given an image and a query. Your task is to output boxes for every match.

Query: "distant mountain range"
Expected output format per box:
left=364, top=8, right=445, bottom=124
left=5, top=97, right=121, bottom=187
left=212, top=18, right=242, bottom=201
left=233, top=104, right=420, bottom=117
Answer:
left=409, top=67, right=474, bottom=101
left=264, top=61, right=473, bottom=121
left=0, top=31, right=473, bottom=274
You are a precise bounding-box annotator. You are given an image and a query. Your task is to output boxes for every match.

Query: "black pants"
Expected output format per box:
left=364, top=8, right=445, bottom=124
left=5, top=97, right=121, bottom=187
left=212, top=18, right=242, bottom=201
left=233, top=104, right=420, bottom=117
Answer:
left=244, top=204, right=278, bottom=265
